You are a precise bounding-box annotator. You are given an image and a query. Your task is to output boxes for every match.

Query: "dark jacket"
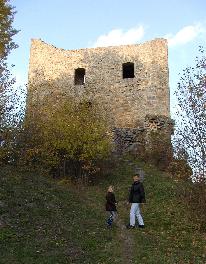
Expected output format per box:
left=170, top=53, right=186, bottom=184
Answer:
left=129, top=181, right=146, bottom=203
left=105, top=192, right=117, bottom=211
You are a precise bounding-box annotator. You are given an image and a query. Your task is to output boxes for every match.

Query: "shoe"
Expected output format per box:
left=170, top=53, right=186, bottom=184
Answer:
left=138, top=225, right=145, bottom=228
left=126, top=224, right=135, bottom=229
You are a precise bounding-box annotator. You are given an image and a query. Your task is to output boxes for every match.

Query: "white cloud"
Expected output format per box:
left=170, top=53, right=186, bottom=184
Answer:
left=166, top=23, right=205, bottom=47
left=91, top=26, right=145, bottom=48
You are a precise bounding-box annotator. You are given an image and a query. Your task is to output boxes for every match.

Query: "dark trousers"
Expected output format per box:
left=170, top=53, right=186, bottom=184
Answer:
left=106, top=211, right=117, bottom=226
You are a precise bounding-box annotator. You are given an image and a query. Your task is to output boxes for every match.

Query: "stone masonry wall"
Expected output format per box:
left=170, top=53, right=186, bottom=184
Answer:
left=113, top=114, right=174, bottom=154
left=28, top=38, right=170, bottom=128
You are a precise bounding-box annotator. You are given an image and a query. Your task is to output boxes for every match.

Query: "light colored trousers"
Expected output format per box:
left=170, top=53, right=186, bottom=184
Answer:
left=130, top=203, right=144, bottom=226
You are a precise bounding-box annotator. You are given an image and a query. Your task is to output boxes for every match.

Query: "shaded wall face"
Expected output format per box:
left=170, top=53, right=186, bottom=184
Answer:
left=28, top=38, right=170, bottom=128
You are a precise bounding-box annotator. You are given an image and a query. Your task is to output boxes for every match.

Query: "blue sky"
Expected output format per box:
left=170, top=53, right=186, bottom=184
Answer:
left=8, top=0, right=206, bottom=117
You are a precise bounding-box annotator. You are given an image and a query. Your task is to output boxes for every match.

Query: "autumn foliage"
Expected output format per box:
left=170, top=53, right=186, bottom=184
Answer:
left=17, top=93, right=112, bottom=177
left=174, top=47, right=206, bottom=181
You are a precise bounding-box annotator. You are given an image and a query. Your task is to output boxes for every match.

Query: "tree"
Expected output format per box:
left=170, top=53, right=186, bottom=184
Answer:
left=19, top=91, right=112, bottom=178
left=174, top=47, right=206, bottom=181
left=0, top=0, right=18, bottom=59
left=0, top=1, right=20, bottom=164
left=0, top=0, right=18, bottom=124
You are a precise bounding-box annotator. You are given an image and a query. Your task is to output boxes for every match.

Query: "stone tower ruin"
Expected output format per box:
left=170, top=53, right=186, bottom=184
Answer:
left=28, top=38, right=173, bottom=154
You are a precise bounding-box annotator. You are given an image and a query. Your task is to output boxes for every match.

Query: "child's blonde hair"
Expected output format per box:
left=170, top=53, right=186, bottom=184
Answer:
left=107, top=185, right=114, bottom=192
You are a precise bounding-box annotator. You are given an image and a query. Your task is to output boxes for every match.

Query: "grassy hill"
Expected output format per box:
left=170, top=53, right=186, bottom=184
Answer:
left=0, top=159, right=205, bottom=264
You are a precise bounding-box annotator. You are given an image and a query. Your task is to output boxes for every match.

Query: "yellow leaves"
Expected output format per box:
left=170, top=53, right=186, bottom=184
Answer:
left=22, top=94, right=112, bottom=168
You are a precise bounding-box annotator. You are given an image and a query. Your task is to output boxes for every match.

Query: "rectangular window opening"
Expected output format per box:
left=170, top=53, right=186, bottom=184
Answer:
left=123, top=62, right=134, bottom=79
left=75, top=68, right=86, bottom=85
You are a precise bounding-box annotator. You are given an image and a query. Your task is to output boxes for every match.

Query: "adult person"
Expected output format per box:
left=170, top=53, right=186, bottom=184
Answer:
left=127, top=174, right=146, bottom=229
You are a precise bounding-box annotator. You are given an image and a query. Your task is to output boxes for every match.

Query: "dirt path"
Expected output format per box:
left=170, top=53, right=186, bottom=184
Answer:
left=116, top=217, right=135, bottom=264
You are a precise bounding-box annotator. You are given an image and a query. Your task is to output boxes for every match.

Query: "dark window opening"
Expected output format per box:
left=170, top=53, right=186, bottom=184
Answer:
left=75, top=68, right=85, bottom=85
left=122, top=62, right=134, bottom=78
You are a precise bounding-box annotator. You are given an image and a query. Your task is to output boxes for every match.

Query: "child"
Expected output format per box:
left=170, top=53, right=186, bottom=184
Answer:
left=105, top=185, right=117, bottom=227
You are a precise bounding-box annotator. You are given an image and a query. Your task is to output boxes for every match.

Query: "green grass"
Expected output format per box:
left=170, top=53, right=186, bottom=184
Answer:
left=0, top=160, right=206, bottom=264
left=0, top=167, right=120, bottom=264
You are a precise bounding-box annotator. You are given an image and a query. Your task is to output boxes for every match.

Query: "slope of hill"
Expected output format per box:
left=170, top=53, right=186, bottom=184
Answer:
left=0, top=160, right=205, bottom=264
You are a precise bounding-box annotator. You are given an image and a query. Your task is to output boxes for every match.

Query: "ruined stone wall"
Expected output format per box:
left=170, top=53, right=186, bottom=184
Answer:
left=113, top=115, right=174, bottom=154
left=28, top=38, right=170, bottom=128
